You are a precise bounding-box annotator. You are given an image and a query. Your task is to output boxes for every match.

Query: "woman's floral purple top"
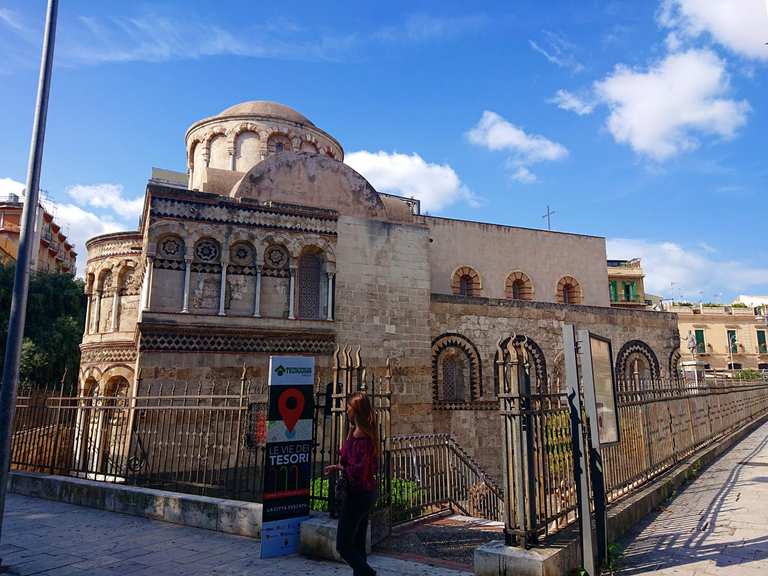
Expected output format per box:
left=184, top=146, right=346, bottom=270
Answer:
left=340, top=435, right=378, bottom=493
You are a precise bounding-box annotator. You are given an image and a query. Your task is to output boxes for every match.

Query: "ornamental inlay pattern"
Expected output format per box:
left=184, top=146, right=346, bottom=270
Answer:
left=150, top=197, right=338, bottom=235
left=139, top=332, right=335, bottom=354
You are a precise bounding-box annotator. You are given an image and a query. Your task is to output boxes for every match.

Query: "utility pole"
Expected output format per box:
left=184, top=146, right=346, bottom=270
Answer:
left=0, top=0, right=58, bottom=564
left=542, top=205, right=556, bottom=231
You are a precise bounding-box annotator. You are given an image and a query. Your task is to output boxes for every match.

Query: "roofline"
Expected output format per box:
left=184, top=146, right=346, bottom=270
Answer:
left=85, top=230, right=143, bottom=249
left=419, top=214, right=605, bottom=241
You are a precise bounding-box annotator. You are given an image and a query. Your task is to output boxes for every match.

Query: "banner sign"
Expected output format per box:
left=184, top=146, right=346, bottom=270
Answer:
left=260, top=355, right=315, bottom=559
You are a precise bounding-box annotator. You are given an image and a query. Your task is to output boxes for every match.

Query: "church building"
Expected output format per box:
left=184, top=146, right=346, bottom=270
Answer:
left=78, top=101, right=678, bottom=474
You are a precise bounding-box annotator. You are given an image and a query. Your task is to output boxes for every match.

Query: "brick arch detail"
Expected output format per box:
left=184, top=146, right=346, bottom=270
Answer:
left=556, top=275, right=583, bottom=305
left=431, top=333, right=483, bottom=408
left=616, top=340, right=660, bottom=381
left=505, top=271, right=534, bottom=301
left=494, top=335, right=549, bottom=395
left=451, top=266, right=482, bottom=297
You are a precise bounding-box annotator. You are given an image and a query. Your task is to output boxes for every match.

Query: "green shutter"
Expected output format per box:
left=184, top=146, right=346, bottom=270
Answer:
left=695, top=330, right=706, bottom=353
left=758, top=330, right=767, bottom=354
left=630, top=281, right=638, bottom=300
left=610, top=281, right=618, bottom=301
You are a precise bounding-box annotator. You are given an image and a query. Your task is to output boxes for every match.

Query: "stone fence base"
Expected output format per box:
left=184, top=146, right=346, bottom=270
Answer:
left=474, top=412, right=768, bottom=576
left=8, top=471, right=263, bottom=539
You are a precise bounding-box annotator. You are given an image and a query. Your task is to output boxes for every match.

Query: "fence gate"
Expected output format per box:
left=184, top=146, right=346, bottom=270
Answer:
left=310, top=345, right=392, bottom=544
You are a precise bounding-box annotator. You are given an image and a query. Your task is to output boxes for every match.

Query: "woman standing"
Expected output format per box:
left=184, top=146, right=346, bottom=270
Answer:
left=324, top=392, right=379, bottom=576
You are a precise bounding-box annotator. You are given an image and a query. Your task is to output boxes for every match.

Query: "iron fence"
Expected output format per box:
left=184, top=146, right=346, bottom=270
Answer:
left=389, top=433, right=503, bottom=525
left=497, top=337, right=768, bottom=547
left=308, top=345, right=392, bottom=544
left=11, top=374, right=267, bottom=501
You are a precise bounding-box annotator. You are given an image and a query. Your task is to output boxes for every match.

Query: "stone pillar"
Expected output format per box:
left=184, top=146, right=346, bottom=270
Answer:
left=182, top=256, right=192, bottom=313
left=92, top=290, right=102, bottom=333
left=84, top=293, right=92, bottom=335
left=111, top=287, right=120, bottom=332
left=218, top=261, right=228, bottom=316
left=229, top=144, right=236, bottom=171
left=139, top=256, right=154, bottom=320
left=145, top=256, right=155, bottom=310
left=288, top=266, right=296, bottom=320
left=326, top=272, right=335, bottom=321
left=253, top=265, right=262, bottom=318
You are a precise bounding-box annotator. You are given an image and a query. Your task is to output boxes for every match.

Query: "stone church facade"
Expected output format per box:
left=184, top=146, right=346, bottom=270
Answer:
left=78, top=101, right=678, bottom=476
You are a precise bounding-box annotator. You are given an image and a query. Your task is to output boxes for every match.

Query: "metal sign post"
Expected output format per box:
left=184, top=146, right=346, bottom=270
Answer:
left=564, top=324, right=620, bottom=575
left=563, top=324, right=597, bottom=576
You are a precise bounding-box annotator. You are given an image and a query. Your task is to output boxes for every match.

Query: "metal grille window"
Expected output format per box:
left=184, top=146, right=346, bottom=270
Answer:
left=298, top=253, right=322, bottom=319
left=459, top=275, right=472, bottom=297
left=442, top=351, right=466, bottom=402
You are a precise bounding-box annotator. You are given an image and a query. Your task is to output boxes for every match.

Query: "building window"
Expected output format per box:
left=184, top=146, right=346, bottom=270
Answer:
left=623, top=281, right=637, bottom=302
left=275, top=142, right=284, bottom=152
left=505, top=271, right=534, bottom=301
left=451, top=266, right=481, bottom=297
left=757, top=330, right=767, bottom=354
left=441, top=350, right=467, bottom=403
left=758, top=363, right=768, bottom=370
left=728, top=362, right=742, bottom=370
left=556, top=276, right=582, bottom=305
left=695, top=329, right=706, bottom=354
left=298, top=251, right=323, bottom=319
left=727, top=329, right=738, bottom=354
left=609, top=281, right=618, bottom=302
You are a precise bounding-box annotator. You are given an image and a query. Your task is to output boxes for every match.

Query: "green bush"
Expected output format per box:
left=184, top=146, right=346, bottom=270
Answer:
left=310, top=476, right=424, bottom=519
left=735, top=369, right=763, bottom=381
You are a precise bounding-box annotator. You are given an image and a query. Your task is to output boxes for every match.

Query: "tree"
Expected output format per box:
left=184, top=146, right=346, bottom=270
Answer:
left=0, top=263, right=86, bottom=390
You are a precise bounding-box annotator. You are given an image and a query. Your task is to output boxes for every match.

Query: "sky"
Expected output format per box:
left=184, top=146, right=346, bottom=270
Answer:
left=0, top=0, right=767, bottom=303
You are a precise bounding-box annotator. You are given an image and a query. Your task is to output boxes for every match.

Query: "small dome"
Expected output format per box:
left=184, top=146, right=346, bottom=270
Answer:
left=217, top=101, right=315, bottom=126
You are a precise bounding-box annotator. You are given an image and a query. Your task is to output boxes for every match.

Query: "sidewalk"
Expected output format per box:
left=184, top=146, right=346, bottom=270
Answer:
left=0, top=494, right=471, bottom=576
left=616, top=419, right=768, bottom=576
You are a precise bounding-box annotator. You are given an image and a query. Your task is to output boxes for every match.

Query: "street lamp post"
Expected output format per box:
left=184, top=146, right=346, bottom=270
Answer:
left=0, top=0, right=58, bottom=563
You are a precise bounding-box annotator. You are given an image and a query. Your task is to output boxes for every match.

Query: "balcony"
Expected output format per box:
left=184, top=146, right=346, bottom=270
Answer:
left=610, top=294, right=646, bottom=307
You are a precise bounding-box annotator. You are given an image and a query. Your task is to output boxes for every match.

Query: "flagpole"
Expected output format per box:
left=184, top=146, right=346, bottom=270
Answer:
left=0, top=0, right=59, bottom=563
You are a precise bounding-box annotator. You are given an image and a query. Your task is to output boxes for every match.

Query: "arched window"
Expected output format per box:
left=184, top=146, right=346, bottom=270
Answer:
left=440, top=349, right=467, bottom=402
left=493, top=335, right=549, bottom=395
left=615, top=340, right=660, bottom=387
left=557, top=276, right=582, bottom=305
left=505, top=271, right=534, bottom=301
left=298, top=250, right=324, bottom=319
left=431, top=333, right=483, bottom=407
left=268, top=133, right=291, bottom=155
left=451, top=266, right=481, bottom=297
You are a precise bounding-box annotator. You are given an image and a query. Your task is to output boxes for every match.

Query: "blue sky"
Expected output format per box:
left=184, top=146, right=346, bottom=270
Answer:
left=1, top=0, right=767, bottom=302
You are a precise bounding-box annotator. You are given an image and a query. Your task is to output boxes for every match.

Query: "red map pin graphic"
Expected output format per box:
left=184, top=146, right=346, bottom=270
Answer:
left=278, top=388, right=305, bottom=433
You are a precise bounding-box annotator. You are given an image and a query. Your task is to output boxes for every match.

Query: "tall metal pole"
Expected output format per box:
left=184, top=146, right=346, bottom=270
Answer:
left=0, top=0, right=58, bottom=559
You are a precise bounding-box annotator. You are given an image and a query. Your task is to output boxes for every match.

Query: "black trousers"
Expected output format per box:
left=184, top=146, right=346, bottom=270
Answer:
left=336, top=490, right=377, bottom=576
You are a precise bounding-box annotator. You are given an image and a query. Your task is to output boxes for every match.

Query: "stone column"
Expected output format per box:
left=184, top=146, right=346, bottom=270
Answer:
left=139, top=256, right=154, bottom=321
left=326, top=272, right=335, bottom=321
left=92, top=290, right=102, bottom=333
left=253, top=265, right=262, bottom=318
left=288, top=266, right=296, bottom=320
left=84, top=293, right=92, bottom=335
left=218, top=261, right=228, bottom=316
left=144, top=256, right=155, bottom=311
left=182, top=256, right=192, bottom=313
left=111, top=286, right=120, bottom=332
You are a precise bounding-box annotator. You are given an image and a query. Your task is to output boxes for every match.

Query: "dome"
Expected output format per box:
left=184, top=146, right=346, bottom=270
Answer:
left=217, top=101, right=315, bottom=127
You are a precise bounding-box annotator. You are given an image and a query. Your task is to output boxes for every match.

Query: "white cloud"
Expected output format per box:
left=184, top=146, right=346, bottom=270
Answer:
left=375, top=13, right=486, bottom=43
left=0, top=8, right=23, bottom=31
left=66, top=184, right=143, bottom=219
left=345, top=150, right=472, bottom=212
left=62, top=13, right=354, bottom=65
left=549, top=89, right=594, bottom=115
left=607, top=238, right=768, bottom=300
left=466, top=111, right=568, bottom=183
left=54, top=203, right=126, bottom=275
left=0, top=177, right=25, bottom=197
left=529, top=31, right=584, bottom=73
left=659, top=0, right=768, bottom=61
left=510, top=167, right=537, bottom=183
left=594, top=49, right=749, bottom=160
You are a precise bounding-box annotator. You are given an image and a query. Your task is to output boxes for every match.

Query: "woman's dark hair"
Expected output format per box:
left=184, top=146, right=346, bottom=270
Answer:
left=348, top=392, right=379, bottom=457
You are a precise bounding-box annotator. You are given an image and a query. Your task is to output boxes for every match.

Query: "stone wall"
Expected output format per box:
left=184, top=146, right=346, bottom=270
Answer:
left=333, top=216, right=435, bottom=435
left=428, top=295, right=679, bottom=480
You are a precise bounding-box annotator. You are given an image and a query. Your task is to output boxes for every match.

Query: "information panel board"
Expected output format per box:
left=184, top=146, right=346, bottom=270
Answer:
left=260, top=355, right=315, bottom=559
left=587, top=334, right=620, bottom=446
